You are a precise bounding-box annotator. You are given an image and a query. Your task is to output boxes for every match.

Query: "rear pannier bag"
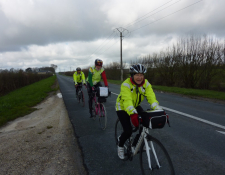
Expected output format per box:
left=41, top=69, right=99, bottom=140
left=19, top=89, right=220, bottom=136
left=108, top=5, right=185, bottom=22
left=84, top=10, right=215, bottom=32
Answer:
left=96, top=87, right=109, bottom=97
left=141, top=110, right=167, bottom=129
left=98, top=97, right=107, bottom=103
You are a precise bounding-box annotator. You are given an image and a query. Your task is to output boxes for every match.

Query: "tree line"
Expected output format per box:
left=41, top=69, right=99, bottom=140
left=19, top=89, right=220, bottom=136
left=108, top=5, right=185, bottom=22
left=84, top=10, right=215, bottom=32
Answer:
left=133, top=35, right=225, bottom=91
left=0, top=66, right=55, bottom=96
left=66, top=35, right=225, bottom=91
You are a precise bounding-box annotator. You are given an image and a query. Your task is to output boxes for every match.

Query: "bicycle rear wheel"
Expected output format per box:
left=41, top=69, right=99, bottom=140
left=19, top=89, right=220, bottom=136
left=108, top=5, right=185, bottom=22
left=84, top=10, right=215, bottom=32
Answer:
left=98, top=103, right=107, bottom=130
left=115, top=118, right=133, bottom=160
left=140, top=136, right=175, bottom=175
left=81, top=91, right=85, bottom=107
left=115, top=118, right=123, bottom=145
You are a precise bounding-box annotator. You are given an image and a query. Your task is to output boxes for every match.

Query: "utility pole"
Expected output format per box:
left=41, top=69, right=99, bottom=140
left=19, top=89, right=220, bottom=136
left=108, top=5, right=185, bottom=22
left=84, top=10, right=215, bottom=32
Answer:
left=116, top=27, right=129, bottom=81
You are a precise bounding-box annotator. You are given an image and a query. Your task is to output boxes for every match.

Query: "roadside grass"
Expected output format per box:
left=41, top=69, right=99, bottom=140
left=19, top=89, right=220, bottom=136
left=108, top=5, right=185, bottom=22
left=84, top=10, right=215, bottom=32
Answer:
left=107, top=79, right=225, bottom=101
left=0, top=75, right=58, bottom=127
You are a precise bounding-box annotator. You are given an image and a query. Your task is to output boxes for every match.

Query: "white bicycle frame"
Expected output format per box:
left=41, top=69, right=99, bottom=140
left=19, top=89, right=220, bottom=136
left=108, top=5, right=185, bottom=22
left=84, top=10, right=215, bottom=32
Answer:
left=132, top=126, right=161, bottom=170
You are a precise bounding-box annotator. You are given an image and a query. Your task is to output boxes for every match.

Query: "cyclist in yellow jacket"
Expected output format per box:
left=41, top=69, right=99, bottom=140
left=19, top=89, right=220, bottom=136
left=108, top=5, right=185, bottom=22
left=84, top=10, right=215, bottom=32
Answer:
left=73, top=67, right=86, bottom=97
left=87, top=59, right=108, bottom=118
left=115, top=64, right=162, bottom=159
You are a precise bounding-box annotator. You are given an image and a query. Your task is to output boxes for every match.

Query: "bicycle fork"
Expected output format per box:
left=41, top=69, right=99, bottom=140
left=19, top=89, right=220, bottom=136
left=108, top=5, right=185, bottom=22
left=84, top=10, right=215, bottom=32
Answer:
left=144, top=134, right=161, bottom=170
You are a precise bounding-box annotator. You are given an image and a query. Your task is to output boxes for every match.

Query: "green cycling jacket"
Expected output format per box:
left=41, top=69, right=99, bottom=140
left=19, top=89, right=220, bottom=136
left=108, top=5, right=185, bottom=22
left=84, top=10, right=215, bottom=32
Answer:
left=73, top=71, right=86, bottom=85
left=115, top=78, right=159, bottom=116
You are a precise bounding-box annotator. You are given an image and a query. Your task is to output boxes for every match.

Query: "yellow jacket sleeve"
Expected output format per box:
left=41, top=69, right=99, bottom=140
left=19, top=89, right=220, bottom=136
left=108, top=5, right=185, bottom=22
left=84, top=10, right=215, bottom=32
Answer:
left=73, top=72, right=77, bottom=85
left=145, top=81, right=159, bottom=107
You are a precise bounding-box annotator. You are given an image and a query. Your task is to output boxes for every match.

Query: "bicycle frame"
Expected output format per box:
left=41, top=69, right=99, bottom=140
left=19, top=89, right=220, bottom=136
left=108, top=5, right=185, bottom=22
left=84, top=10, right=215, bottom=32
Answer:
left=92, top=92, right=102, bottom=116
left=132, top=126, right=161, bottom=170
left=77, top=85, right=83, bottom=93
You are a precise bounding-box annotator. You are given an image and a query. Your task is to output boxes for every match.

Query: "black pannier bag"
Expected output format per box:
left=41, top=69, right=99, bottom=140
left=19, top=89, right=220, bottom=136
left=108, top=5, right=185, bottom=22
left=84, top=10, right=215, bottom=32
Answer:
left=141, top=110, right=167, bottom=129
left=96, top=87, right=109, bottom=98
left=98, top=97, right=107, bottom=103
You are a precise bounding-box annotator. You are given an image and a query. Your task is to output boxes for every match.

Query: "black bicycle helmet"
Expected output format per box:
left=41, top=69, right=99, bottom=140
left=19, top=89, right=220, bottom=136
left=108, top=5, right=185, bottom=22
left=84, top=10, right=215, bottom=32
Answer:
left=95, top=59, right=103, bottom=66
left=129, top=64, right=147, bottom=76
left=76, top=67, right=81, bottom=71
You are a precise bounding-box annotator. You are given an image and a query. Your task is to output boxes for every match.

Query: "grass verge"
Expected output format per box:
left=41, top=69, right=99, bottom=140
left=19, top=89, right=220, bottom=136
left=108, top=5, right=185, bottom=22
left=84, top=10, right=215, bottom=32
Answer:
left=0, top=75, right=58, bottom=127
left=107, top=79, right=225, bottom=101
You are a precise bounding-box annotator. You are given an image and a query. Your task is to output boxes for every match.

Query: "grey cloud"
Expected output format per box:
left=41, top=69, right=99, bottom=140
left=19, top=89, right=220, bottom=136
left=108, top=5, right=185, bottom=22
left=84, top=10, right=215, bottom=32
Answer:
left=1, top=0, right=225, bottom=71
left=0, top=0, right=112, bottom=52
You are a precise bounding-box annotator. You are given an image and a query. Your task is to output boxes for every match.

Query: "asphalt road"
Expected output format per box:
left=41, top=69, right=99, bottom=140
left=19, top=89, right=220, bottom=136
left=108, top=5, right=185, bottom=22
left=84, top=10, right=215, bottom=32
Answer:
left=57, top=74, right=225, bottom=175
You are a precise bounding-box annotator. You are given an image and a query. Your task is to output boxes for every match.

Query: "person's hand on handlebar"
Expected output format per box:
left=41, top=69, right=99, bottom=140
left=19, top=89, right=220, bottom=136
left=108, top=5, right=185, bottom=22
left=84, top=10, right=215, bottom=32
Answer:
left=130, top=113, right=139, bottom=127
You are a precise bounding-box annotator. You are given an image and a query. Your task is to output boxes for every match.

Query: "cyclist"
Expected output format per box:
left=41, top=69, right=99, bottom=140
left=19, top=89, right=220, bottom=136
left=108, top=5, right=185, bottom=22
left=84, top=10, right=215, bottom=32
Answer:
left=87, top=59, right=108, bottom=118
left=115, top=63, right=162, bottom=159
left=73, top=67, right=86, bottom=97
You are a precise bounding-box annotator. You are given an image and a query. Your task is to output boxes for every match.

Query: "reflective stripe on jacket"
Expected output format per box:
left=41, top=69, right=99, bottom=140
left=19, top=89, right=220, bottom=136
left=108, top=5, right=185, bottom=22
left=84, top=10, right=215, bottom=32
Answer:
left=87, top=66, right=108, bottom=87
left=73, top=71, right=86, bottom=84
left=115, top=78, right=159, bottom=115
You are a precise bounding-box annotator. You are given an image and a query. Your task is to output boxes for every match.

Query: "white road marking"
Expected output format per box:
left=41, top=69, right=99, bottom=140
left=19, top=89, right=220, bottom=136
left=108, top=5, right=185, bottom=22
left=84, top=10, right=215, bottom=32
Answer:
left=111, top=92, right=119, bottom=95
left=162, top=106, right=225, bottom=130
left=217, top=131, right=225, bottom=135
left=111, top=92, right=225, bottom=130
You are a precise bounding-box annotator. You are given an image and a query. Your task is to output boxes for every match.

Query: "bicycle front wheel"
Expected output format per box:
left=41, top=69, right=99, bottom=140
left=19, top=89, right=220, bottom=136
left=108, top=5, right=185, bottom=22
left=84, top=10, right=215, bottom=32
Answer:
left=81, top=91, right=85, bottom=107
left=98, top=103, right=107, bottom=130
left=91, top=100, right=96, bottom=120
left=76, top=92, right=80, bottom=103
left=140, top=136, right=175, bottom=175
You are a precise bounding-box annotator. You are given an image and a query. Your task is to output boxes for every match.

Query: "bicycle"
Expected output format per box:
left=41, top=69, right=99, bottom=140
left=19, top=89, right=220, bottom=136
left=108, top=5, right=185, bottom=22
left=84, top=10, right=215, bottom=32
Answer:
left=91, top=87, right=109, bottom=130
left=76, top=84, right=85, bottom=107
left=115, top=109, right=175, bottom=175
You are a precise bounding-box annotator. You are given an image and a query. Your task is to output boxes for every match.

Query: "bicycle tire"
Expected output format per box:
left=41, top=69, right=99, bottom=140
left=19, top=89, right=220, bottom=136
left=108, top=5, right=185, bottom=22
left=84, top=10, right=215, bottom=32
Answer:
left=140, top=136, right=175, bottom=175
left=78, top=92, right=81, bottom=103
left=115, top=118, right=130, bottom=149
left=98, top=103, right=107, bottom=130
left=76, top=92, right=80, bottom=103
left=81, top=91, right=85, bottom=107
left=91, top=99, right=96, bottom=120
left=115, top=118, right=123, bottom=145
left=115, top=118, right=133, bottom=161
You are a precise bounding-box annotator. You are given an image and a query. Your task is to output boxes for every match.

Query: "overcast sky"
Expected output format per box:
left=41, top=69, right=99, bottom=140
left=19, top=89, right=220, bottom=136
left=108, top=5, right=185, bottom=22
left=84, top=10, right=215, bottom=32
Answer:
left=0, top=0, right=224, bottom=72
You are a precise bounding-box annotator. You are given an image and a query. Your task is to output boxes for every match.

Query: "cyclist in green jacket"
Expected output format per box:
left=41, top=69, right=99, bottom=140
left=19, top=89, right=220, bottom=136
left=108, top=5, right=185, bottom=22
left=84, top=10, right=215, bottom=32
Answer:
left=115, top=64, right=162, bottom=159
left=87, top=59, right=108, bottom=118
left=73, top=67, right=86, bottom=97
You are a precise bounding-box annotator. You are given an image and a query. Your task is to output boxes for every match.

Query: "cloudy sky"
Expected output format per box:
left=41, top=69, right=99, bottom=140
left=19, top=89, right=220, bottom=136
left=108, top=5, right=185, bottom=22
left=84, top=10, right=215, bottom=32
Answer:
left=0, top=0, right=224, bottom=72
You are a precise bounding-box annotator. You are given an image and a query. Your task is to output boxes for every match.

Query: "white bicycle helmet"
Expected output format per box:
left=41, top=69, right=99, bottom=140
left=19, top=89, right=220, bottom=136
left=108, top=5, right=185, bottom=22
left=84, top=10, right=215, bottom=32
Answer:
left=129, top=64, right=147, bottom=76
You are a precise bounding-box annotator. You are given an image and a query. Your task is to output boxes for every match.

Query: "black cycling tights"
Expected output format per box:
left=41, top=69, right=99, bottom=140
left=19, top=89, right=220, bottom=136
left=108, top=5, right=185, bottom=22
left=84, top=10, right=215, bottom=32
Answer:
left=117, top=106, right=144, bottom=147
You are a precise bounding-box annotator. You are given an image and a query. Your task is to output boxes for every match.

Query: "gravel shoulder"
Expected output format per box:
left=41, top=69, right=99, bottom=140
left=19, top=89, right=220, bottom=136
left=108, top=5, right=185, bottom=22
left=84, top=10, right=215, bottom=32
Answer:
left=0, top=91, right=87, bottom=175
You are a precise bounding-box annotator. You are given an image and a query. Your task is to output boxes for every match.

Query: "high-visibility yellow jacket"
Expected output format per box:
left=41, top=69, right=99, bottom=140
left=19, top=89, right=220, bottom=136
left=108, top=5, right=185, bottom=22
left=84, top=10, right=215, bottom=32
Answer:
left=87, top=66, right=108, bottom=87
left=73, top=71, right=86, bottom=85
left=115, top=77, right=159, bottom=115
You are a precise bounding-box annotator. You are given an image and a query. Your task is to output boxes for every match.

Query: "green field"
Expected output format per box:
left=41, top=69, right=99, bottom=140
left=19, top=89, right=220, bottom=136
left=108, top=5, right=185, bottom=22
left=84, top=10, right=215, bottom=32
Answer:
left=0, top=75, right=58, bottom=127
left=107, top=79, right=225, bottom=101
